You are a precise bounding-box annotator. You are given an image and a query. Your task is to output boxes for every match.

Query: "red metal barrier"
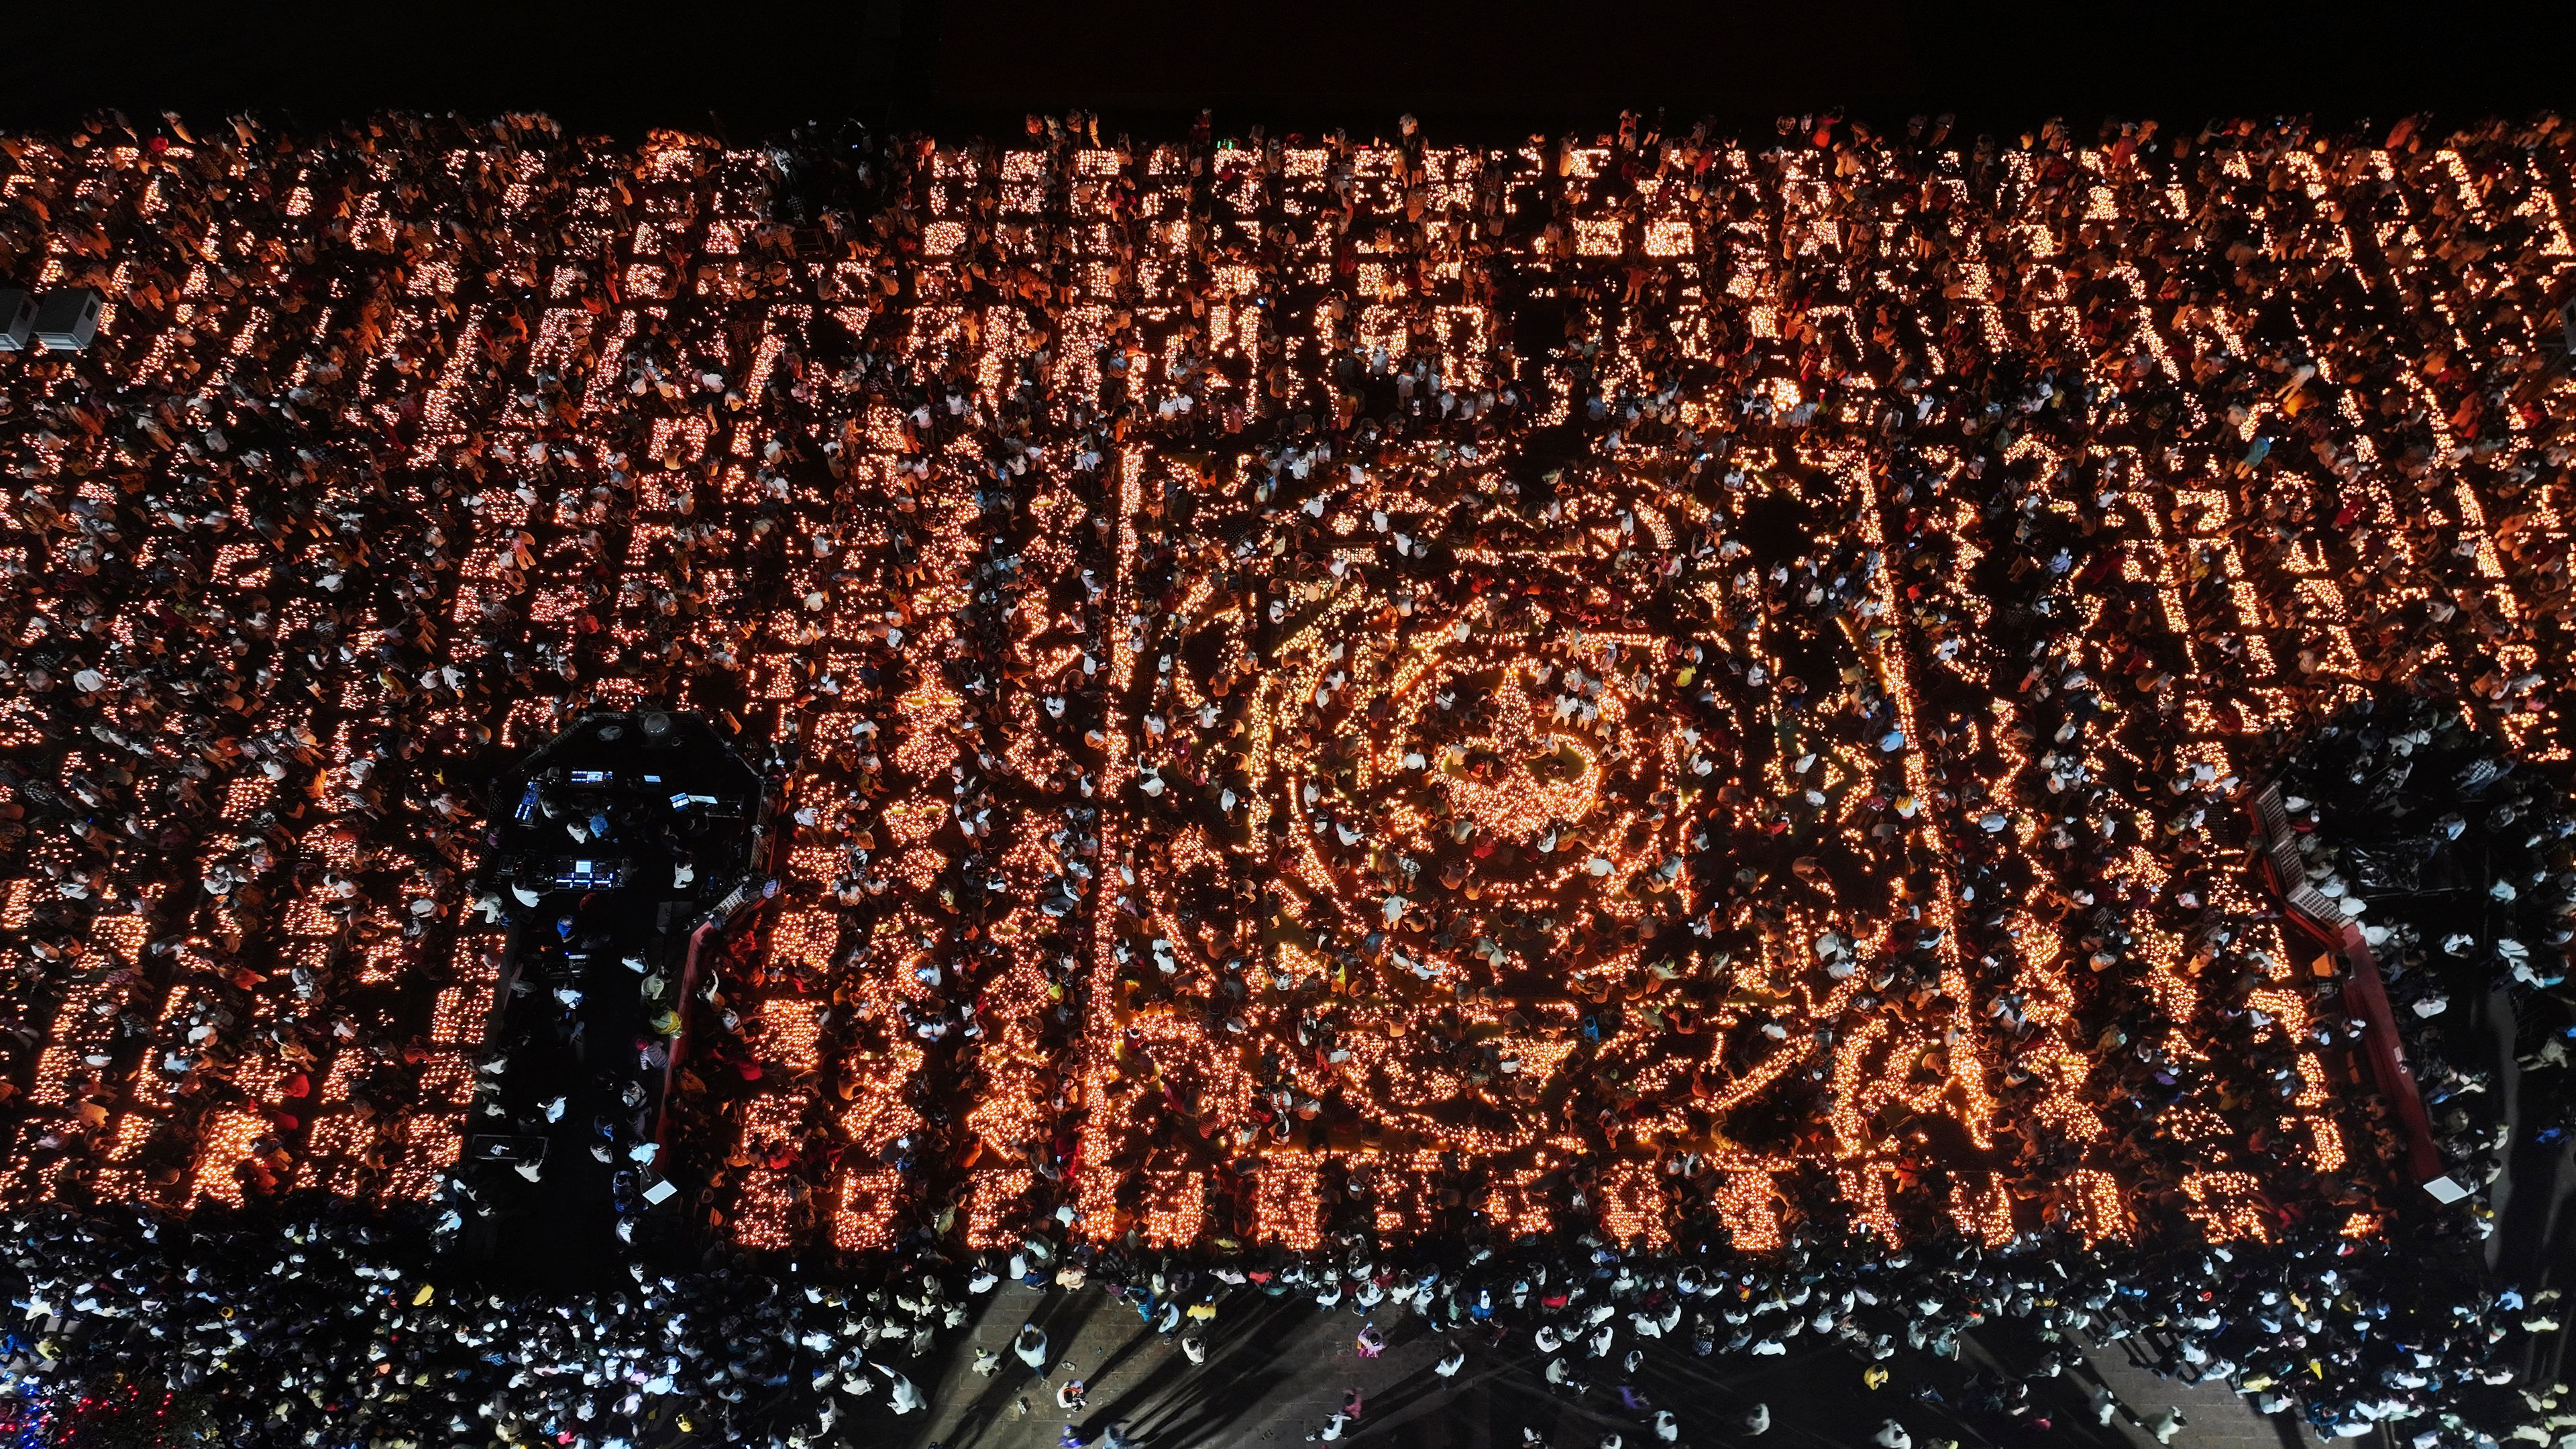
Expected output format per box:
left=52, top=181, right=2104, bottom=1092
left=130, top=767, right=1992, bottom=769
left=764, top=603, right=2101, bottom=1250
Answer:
left=2251, top=784, right=2446, bottom=1187
left=655, top=919, right=727, bottom=1149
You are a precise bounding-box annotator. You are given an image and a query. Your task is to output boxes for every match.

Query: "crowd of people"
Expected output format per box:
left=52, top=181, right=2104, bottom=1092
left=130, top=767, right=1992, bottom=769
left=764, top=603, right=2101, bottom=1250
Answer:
left=2276, top=696, right=2576, bottom=1195
left=0, top=1193, right=2543, bottom=1446
left=0, top=102, right=2571, bottom=1446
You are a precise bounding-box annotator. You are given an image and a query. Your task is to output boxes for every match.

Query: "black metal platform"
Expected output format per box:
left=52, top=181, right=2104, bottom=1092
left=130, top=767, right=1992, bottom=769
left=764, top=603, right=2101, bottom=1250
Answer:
left=448, top=708, right=777, bottom=1282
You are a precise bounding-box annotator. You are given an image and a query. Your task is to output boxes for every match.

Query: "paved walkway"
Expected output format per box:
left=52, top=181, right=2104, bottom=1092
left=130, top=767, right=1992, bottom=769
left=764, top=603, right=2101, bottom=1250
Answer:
left=870, top=1283, right=2318, bottom=1449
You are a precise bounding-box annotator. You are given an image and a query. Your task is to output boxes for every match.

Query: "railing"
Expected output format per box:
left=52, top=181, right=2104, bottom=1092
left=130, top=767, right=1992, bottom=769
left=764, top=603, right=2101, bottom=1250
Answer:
left=2249, top=781, right=2445, bottom=1187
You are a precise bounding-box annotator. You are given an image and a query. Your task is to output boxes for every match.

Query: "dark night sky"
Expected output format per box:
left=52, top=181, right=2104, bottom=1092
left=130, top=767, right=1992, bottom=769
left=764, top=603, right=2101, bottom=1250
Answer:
left=3, top=0, right=2568, bottom=140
